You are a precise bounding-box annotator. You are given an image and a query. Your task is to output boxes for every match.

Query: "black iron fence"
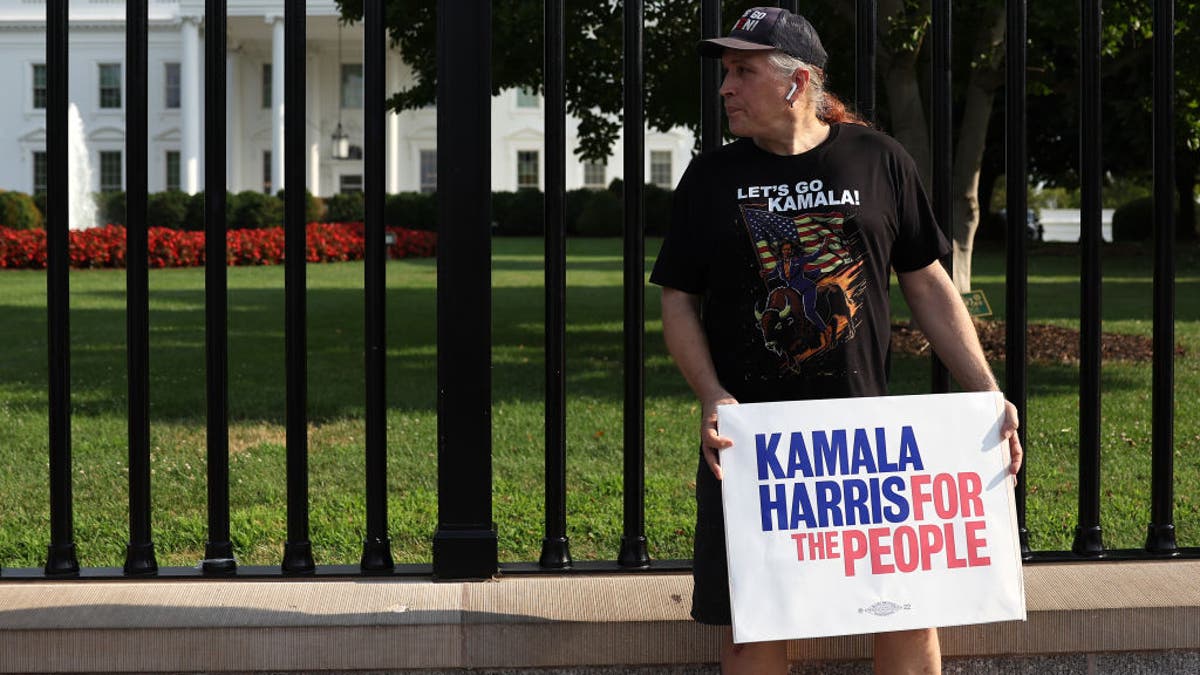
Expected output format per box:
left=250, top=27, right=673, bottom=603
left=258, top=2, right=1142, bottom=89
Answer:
left=10, top=0, right=1190, bottom=581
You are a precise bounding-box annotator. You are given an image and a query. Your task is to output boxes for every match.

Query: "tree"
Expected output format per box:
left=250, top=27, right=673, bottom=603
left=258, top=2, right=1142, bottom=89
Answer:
left=339, top=0, right=1200, bottom=287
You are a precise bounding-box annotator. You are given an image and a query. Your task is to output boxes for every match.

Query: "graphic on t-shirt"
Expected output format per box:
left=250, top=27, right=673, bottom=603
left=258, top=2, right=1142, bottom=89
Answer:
left=742, top=206, right=865, bottom=372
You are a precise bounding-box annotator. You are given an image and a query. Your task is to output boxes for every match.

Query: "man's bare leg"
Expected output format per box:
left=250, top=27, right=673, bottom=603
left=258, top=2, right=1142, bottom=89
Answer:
left=873, top=628, right=941, bottom=675
left=719, top=628, right=788, bottom=675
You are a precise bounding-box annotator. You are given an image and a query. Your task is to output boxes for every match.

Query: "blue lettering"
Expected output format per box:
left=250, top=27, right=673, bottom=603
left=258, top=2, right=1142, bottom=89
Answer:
left=812, top=429, right=848, bottom=476
left=789, top=483, right=816, bottom=529
left=756, top=432, right=785, bottom=480
left=842, top=479, right=869, bottom=525
left=882, top=475, right=910, bottom=523
left=814, top=480, right=845, bottom=528
left=876, top=427, right=899, bottom=472
left=787, top=432, right=814, bottom=478
left=869, top=476, right=884, bottom=523
left=898, top=426, right=924, bottom=471
left=759, top=483, right=788, bottom=531
left=850, top=428, right=878, bottom=474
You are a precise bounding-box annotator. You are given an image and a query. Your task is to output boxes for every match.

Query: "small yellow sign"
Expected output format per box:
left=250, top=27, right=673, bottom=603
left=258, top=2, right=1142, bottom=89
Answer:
left=961, top=289, right=993, bottom=318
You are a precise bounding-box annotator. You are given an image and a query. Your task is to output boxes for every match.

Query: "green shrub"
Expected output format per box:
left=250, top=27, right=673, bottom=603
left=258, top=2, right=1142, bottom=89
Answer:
left=183, top=191, right=237, bottom=231
left=643, top=184, right=673, bottom=237
left=1111, top=196, right=1198, bottom=242
left=231, top=190, right=283, bottom=229
left=575, top=189, right=623, bottom=236
left=33, top=192, right=48, bottom=224
left=0, top=190, right=44, bottom=230
left=146, top=190, right=189, bottom=229
left=95, top=191, right=126, bottom=226
left=563, top=189, right=595, bottom=235
left=275, top=189, right=325, bottom=223
left=324, top=192, right=364, bottom=223
left=492, top=190, right=543, bottom=236
left=386, top=192, right=437, bottom=231
left=308, top=194, right=325, bottom=223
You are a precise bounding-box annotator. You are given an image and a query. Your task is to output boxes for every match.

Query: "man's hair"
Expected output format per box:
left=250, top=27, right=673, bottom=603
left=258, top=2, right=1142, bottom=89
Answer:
left=767, top=51, right=867, bottom=126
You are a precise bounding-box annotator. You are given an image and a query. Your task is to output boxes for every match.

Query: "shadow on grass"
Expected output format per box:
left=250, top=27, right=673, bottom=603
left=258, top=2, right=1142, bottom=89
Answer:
left=0, top=284, right=693, bottom=424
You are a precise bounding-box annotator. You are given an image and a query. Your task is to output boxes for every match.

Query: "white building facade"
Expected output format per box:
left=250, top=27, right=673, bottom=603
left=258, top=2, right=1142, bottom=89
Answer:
left=0, top=0, right=695, bottom=199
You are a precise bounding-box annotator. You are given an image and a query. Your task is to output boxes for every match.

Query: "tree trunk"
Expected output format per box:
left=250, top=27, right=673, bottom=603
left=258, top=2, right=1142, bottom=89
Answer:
left=882, top=57, right=932, bottom=187
left=950, top=78, right=1002, bottom=290
left=949, top=6, right=1006, bottom=292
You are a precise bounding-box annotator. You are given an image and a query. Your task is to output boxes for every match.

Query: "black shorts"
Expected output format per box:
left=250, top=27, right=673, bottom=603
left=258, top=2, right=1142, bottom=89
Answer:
left=691, top=448, right=733, bottom=625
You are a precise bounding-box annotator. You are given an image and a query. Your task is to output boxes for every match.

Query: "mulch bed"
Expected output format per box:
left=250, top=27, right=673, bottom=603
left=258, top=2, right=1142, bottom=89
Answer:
left=891, top=320, right=1184, bottom=364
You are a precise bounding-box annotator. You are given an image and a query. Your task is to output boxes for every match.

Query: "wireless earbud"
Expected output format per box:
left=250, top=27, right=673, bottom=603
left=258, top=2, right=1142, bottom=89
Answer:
left=785, top=82, right=798, bottom=101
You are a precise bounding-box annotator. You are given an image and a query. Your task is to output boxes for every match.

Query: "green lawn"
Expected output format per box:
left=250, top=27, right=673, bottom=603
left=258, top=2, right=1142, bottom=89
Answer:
left=0, top=239, right=1198, bottom=569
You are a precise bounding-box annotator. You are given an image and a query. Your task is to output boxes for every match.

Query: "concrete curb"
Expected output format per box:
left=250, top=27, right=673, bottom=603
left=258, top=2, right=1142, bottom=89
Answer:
left=1, top=560, right=1199, bottom=672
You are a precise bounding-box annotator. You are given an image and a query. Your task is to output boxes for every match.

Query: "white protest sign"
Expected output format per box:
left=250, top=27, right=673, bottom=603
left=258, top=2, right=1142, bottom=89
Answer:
left=717, top=391, right=1025, bottom=643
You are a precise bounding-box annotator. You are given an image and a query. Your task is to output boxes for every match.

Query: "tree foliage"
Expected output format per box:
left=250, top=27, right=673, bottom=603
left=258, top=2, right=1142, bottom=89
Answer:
left=339, top=0, right=1200, bottom=258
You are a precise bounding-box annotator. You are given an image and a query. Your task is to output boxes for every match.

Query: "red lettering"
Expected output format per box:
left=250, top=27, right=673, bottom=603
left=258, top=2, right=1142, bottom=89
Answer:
left=843, top=529, right=867, bottom=577
left=944, top=523, right=968, bottom=568
left=958, top=472, right=984, bottom=517
left=933, top=473, right=958, bottom=519
left=808, top=530, right=827, bottom=560
left=911, top=474, right=932, bottom=520
left=965, top=520, right=991, bottom=566
left=868, top=527, right=894, bottom=574
left=825, top=530, right=840, bottom=559
left=893, top=525, right=919, bottom=573
left=918, top=524, right=943, bottom=570
left=791, top=533, right=806, bottom=561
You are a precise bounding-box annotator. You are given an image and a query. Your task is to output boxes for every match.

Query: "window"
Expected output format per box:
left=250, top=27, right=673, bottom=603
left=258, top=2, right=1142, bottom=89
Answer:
left=99, top=63, right=121, bottom=108
left=583, top=160, right=606, bottom=189
left=516, top=151, right=539, bottom=190
left=33, top=64, right=47, bottom=109
left=340, top=64, right=363, bottom=109
left=99, top=151, right=122, bottom=192
left=164, top=63, right=180, bottom=109
left=339, top=174, right=363, bottom=193
left=516, top=87, right=539, bottom=109
left=419, top=149, right=437, bottom=193
left=262, top=63, right=272, bottom=109
left=33, top=151, right=48, bottom=194
left=262, top=150, right=272, bottom=194
left=650, top=150, right=673, bottom=188
left=165, top=151, right=180, bottom=191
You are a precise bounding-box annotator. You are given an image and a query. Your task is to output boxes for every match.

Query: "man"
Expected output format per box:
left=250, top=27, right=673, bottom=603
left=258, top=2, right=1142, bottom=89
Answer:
left=649, top=7, right=1023, bottom=675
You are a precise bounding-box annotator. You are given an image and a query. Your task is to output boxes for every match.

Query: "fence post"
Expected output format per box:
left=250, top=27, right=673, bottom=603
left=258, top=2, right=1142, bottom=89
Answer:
left=930, top=0, right=952, bottom=393
left=362, top=0, right=395, bottom=573
left=855, top=1, right=876, bottom=124
left=202, top=0, right=236, bottom=575
left=281, top=0, right=314, bottom=575
left=540, top=0, right=572, bottom=570
left=619, top=0, right=650, bottom=569
left=1147, top=0, right=1178, bottom=555
left=44, top=0, right=78, bottom=578
left=1074, top=0, right=1105, bottom=558
left=432, top=0, right=498, bottom=579
left=124, top=0, right=158, bottom=576
left=1005, top=0, right=1031, bottom=557
left=701, top=0, right=721, bottom=153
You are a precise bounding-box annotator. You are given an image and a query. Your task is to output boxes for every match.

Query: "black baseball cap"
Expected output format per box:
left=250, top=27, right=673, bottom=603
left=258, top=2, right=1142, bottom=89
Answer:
left=697, top=6, right=828, bottom=69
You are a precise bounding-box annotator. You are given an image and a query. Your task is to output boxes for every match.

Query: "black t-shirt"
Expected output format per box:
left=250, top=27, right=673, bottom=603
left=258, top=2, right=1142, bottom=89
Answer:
left=650, top=123, right=950, bottom=404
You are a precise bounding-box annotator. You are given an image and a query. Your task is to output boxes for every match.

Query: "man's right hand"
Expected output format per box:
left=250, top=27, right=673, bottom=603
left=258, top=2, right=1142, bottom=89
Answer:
left=701, top=391, right=739, bottom=480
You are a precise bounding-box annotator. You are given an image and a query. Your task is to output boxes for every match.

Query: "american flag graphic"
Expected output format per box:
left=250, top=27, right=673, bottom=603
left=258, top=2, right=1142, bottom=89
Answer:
left=741, top=207, right=850, bottom=275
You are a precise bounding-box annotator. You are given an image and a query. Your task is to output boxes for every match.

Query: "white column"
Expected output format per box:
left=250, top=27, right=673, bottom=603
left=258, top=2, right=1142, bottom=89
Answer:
left=226, top=49, right=241, bottom=191
left=386, top=50, right=402, bottom=193
left=180, top=16, right=201, bottom=194
left=270, top=15, right=285, bottom=193
left=307, top=53, right=321, bottom=196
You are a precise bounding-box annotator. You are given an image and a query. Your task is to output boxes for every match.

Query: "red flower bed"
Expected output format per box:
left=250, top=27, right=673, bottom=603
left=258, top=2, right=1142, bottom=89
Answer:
left=0, top=223, right=436, bottom=270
